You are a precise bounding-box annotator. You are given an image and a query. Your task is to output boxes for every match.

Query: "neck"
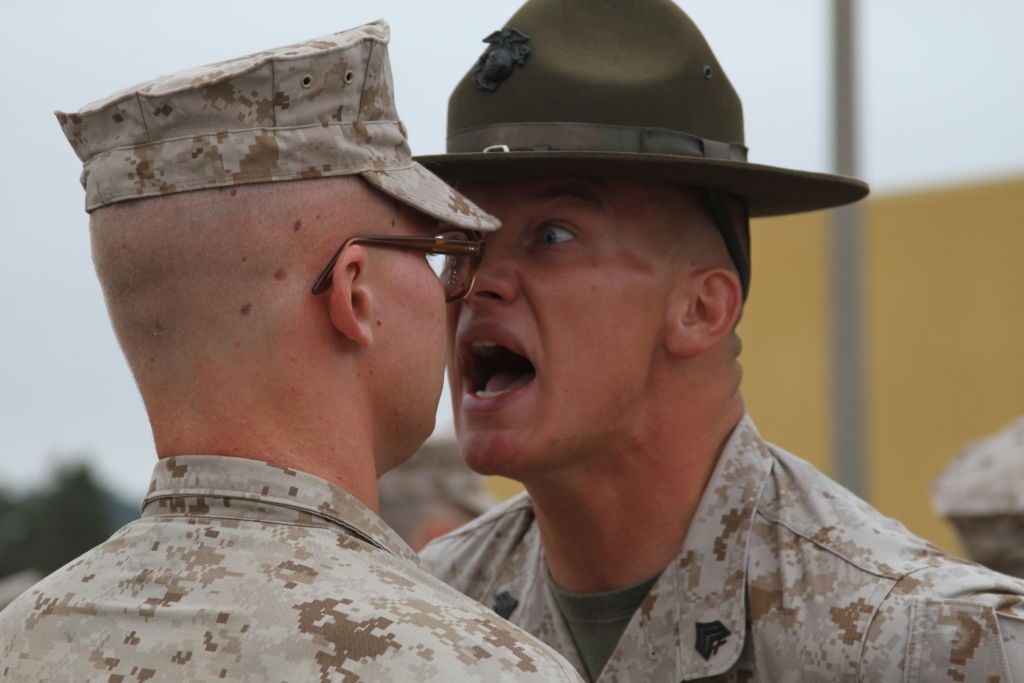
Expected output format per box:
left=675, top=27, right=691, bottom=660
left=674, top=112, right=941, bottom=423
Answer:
left=147, top=358, right=383, bottom=512
left=528, top=389, right=745, bottom=593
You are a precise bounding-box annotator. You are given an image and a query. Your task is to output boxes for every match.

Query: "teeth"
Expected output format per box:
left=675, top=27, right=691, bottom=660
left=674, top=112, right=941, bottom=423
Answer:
left=470, top=340, right=500, bottom=357
left=475, top=388, right=508, bottom=398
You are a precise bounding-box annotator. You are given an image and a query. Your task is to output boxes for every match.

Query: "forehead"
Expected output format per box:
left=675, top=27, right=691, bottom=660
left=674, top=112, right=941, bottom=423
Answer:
left=459, top=177, right=709, bottom=223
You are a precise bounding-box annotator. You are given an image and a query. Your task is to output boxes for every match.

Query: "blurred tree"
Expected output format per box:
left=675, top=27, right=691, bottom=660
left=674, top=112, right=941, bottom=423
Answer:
left=30, top=463, right=114, bottom=574
left=0, top=487, right=31, bottom=578
left=0, top=460, right=136, bottom=578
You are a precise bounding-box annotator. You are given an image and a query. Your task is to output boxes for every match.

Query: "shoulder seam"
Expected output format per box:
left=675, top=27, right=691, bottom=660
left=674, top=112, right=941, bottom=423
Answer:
left=754, top=508, right=933, bottom=581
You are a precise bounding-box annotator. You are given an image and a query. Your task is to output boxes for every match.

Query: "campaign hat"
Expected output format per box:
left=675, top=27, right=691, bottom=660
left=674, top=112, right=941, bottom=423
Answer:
left=416, top=0, right=868, bottom=218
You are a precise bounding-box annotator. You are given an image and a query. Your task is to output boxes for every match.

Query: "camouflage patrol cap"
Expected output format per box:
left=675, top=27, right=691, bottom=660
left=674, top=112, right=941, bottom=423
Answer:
left=932, top=416, right=1024, bottom=576
left=932, top=415, right=1024, bottom=517
left=55, top=21, right=498, bottom=232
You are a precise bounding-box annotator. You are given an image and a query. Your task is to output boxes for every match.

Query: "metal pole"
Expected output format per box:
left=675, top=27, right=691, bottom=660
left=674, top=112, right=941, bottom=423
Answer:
left=831, top=0, right=866, bottom=497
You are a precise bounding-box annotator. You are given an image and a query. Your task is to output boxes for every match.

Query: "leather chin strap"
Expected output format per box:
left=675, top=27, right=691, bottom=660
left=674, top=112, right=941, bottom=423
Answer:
left=707, top=189, right=751, bottom=301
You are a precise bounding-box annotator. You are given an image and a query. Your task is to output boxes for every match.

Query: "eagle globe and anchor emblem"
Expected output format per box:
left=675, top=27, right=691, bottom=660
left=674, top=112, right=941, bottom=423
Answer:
left=473, top=28, right=531, bottom=92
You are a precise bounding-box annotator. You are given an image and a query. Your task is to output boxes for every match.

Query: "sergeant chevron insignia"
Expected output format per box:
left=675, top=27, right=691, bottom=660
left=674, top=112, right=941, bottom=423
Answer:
left=695, top=620, right=731, bottom=660
left=492, top=590, right=520, bottom=619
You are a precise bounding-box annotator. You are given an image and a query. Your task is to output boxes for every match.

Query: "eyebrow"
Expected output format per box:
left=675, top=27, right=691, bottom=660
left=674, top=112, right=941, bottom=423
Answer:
left=526, top=180, right=605, bottom=208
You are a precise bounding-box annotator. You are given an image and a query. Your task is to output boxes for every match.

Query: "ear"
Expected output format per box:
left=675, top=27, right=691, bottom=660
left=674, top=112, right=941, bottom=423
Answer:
left=325, top=244, right=374, bottom=348
left=664, top=268, right=742, bottom=358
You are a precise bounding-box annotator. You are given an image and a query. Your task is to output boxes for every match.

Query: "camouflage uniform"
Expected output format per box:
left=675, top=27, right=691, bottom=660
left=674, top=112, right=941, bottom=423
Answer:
left=422, top=416, right=1024, bottom=681
left=0, top=455, right=583, bottom=681
left=933, top=415, right=1024, bottom=577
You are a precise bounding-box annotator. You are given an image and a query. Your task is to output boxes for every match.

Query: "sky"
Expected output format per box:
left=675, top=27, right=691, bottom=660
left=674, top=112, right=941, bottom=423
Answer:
left=1, top=1, right=1022, bottom=500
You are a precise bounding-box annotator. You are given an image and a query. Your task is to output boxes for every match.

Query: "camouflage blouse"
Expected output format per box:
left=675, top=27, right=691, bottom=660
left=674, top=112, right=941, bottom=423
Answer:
left=422, top=415, right=1024, bottom=682
left=0, top=455, right=582, bottom=682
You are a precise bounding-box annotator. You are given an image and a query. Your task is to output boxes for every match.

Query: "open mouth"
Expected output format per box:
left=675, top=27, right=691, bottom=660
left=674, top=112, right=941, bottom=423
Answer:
left=466, top=340, right=536, bottom=398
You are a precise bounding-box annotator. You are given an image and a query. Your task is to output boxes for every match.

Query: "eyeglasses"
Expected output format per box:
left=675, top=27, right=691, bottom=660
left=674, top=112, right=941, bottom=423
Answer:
left=311, top=229, right=485, bottom=302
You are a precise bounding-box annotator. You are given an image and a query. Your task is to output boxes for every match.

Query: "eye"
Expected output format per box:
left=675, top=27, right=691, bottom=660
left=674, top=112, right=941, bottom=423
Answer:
left=538, top=224, right=574, bottom=245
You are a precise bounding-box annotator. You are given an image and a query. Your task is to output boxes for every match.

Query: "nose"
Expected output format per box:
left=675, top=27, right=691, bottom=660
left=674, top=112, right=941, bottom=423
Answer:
left=468, top=237, right=518, bottom=303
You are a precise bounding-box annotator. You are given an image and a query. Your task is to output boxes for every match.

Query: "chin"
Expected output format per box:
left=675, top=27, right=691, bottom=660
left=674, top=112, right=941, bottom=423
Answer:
left=456, top=427, right=533, bottom=480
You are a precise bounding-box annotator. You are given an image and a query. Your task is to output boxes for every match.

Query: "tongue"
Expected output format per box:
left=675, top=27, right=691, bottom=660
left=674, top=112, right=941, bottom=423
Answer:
left=485, top=371, right=522, bottom=393
left=483, top=369, right=535, bottom=395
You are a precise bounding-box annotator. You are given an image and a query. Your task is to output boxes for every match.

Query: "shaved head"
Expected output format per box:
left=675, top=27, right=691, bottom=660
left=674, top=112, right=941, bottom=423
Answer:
left=91, top=177, right=391, bottom=382
left=648, top=184, right=748, bottom=283
left=90, top=176, right=444, bottom=456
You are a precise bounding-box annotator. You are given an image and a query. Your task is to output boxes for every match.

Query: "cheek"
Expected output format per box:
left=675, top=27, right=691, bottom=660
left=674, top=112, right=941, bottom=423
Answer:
left=543, top=289, right=662, bottom=401
left=393, top=260, right=448, bottom=363
left=559, top=336, right=644, bottom=395
left=424, top=306, right=448, bottom=366
left=408, top=257, right=447, bottom=322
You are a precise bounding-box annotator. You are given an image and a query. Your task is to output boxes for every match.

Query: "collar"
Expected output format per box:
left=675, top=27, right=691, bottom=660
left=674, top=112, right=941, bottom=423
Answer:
left=141, top=455, right=418, bottom=564
left=469, top=416, right=773, bottom=680
left=644, top=413, right=773, bottom=680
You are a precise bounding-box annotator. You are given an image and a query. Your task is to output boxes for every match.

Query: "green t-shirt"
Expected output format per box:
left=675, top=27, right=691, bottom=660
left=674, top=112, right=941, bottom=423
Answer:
left=547, top=569, right=661, bottom=681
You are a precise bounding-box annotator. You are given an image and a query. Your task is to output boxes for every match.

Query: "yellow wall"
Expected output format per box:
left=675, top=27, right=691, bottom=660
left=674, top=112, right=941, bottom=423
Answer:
left=742, top=176, right=1024, bottom=554
left=865, top=178, right=1024, bottom=552
left=739, top=211, right=832, bottom=473
left=487, top=176, right=1024, bottom=557
left=486, top=474, right=524, bottom=502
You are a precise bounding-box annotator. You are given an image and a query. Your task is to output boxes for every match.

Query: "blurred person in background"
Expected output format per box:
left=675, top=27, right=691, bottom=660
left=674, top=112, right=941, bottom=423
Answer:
left=379, top=437, right=497, bottom=551
left=933, top=415, right=1024, bottom=578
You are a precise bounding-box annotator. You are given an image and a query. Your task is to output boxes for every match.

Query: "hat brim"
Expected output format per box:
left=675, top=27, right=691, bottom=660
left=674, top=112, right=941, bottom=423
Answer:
left=414, top=151, right=868, bottom=218
left=362, top=162, right=500, bottom=231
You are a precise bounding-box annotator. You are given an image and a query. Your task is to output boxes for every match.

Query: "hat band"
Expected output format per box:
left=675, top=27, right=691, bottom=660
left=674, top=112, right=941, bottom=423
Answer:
left=447, top=122, right=748, bottom=161
left=81, top=120, right=410, bottom=211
